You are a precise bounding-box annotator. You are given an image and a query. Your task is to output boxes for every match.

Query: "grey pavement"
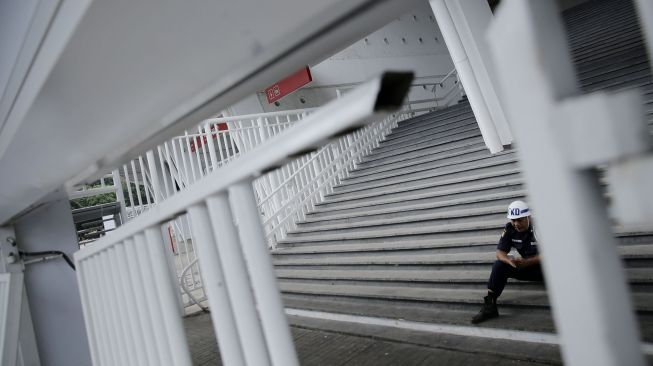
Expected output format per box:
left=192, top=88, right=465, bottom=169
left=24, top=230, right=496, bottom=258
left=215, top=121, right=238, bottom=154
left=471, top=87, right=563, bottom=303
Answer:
left=183, top=312, right=561, bottom=366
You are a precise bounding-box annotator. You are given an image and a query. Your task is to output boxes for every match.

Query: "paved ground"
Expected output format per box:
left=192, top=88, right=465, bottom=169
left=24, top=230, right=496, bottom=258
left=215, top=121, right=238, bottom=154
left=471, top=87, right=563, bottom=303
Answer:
left=183, top=312, right=560, bottom=366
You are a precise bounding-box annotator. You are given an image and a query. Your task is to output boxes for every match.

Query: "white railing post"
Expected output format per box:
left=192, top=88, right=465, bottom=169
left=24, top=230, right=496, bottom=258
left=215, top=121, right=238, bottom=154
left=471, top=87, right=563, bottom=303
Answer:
left=205, top=193, right=271, bottom=366
left=229, top=180, right=299, bottom=366
left=187, top=204, right=246, bottom=366
left=487, top=1, right=645, bottom=365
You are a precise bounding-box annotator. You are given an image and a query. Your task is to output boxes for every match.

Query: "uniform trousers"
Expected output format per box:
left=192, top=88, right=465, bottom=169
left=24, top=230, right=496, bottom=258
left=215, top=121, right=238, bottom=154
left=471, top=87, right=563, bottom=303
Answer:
left=487, top=260, right=544, bottom=296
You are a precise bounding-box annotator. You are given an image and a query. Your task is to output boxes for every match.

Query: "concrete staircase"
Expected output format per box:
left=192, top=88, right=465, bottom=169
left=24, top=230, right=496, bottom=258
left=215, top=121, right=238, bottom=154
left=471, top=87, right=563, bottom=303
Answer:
left=272, top=0, right=653, bottom=361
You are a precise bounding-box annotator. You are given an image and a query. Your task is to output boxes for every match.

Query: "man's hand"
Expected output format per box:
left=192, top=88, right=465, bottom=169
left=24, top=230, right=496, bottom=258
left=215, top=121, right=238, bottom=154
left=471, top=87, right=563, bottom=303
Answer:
left=496, top=251, right=540, bottom=268
left=496, top=250, right=517, bottom=267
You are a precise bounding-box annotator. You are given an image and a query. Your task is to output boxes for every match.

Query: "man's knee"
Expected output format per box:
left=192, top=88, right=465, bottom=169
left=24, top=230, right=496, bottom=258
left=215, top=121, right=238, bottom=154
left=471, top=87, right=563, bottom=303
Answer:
left=492, top=260, right=511, bottom=271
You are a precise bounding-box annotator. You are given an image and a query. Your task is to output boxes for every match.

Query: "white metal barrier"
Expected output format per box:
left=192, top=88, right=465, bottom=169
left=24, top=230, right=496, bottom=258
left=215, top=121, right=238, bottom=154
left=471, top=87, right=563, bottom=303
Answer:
left=108, top=74, right=461, bottom=308
left=74, top=72, right=412, bottom=365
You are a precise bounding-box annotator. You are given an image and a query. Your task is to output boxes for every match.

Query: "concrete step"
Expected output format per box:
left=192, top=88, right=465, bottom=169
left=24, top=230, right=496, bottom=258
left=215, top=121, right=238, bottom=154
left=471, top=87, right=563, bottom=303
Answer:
left=315, top=173, right=522, bottom=213
left=278, top=281, right=653, bottom=313
left=273, top=245, right=653, bottom=266
left=567, top=18, right=640, bottom=47
left=395, top=102, right=470, bottom=130
left=342, top=146, right=496, bottom=187
left=284, top=294, right=653, bottom=344
left=275, top=234, right=498, bottom=253
left=576, top=51, right=649, bottom=78
left=376, top=115, right=478, bottom=152
left=355, top=134, right=485, bottom=171
left=570, top=23, right=642, bottom=56
left=579, top=62, right=651, bottom=88
left=573, top=38, right=643, bottom=65
left=383, top=109, right=475, bottom=143
left=577, top=54, right=649, bottom=81
left=368, top=122, right=480, bottom=158
left=582, top=72, right=652, bottom=93
left=324, top=158, right=519, bottom=203
left=291, top=204, right=507, bottom=235
left=299, top=199, right=517, bottom=231
left=276, top=268, right=653, bottom=297
left=284, top=217, right=507, bottom=243
left=346, top=141, right=488, bottom=181
left=305, top=189, right=525, bottom=223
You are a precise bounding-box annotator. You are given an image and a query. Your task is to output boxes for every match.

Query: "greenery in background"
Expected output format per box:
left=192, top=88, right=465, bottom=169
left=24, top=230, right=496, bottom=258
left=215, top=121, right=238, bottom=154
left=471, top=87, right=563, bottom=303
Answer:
left=70, top=177, right=151, bottom=209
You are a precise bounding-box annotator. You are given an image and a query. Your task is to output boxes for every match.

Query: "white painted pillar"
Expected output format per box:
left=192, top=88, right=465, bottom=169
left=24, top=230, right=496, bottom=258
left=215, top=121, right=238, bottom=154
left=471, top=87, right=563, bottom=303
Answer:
left=13, top=189, right=93, bottom=365
left=487, top=1, right=645, bottom=365
left=445, top=0, right=513, bottom=145
left=429, top=0, right=503, bottom=153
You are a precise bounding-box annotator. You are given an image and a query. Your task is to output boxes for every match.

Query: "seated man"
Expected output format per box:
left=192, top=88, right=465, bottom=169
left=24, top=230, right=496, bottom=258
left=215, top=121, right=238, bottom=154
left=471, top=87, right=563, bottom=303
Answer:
left=472, top=200, right=544, bottom=324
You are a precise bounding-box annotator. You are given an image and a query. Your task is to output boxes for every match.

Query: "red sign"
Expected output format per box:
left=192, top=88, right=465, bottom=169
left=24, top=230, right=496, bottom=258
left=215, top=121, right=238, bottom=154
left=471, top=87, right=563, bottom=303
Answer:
left=265, top=66, right=312, bottom=104
left=190, top=123, right=229, bottom=152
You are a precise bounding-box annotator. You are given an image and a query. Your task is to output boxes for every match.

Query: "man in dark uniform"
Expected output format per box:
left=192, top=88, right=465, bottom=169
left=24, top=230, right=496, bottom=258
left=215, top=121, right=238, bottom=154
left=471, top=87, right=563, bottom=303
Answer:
left=472, top=200, right=544, bottom=324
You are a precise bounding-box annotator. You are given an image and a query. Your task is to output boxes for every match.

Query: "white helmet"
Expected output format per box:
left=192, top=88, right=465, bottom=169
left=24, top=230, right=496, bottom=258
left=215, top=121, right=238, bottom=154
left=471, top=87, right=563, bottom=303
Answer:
left=507, top=200, right=531, bottom=219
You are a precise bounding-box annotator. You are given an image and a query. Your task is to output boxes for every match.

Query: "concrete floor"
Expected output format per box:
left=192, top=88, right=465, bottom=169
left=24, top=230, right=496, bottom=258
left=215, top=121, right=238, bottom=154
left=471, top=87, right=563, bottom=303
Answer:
left=183, top=312, right=560, bottom=366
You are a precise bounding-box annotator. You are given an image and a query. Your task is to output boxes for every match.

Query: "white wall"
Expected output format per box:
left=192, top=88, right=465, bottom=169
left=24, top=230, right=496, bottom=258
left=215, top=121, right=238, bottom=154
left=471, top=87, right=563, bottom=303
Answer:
left=230, top=0, right=455, bottom=113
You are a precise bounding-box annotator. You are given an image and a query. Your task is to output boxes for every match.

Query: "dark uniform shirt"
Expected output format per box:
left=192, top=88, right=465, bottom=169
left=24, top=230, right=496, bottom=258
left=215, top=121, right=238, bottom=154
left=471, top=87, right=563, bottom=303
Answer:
left=497, top=222, right=539, bottom=258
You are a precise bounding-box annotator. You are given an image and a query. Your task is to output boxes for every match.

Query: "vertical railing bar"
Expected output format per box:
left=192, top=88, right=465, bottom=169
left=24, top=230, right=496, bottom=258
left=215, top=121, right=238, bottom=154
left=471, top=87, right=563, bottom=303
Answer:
left=205, top=193, right=271, bottom=366
left=184, top=132, right=199, bottom=183
left=171, top=138, right=187, bottom=188
left=134, top=233, right=174, bottom=366
left=204, top=123, right=219, bottom=172
left=163, top=142, right=178, bottom=193
left=228, top=128, right=238, bottom=158
left=215, top=128, right=225, bottom=164
left=198, top=126, right=210, bottom=175
left=98, top=251, right=131, bottom=366
left=229, top=180, right=298, bottom=366
left=115, top=240, right=151, bottom=366
left=107, top=245, right=139, bottom=366
left=180, top=215, right=199, bottom=299
left=187, top=204, right=246, bottom=366
left=130, top=160, right=144, bottom=212
left=139, top=156, right=152, bottom=206
left=123, top=165, right=136, bottom=218
left=144, top=226, right=193, bottom=366
left=157, top=145, right=172, bottom=199
left=87, top=257, right=116, bottom=366
left=125, top=237, right=162, bottom=366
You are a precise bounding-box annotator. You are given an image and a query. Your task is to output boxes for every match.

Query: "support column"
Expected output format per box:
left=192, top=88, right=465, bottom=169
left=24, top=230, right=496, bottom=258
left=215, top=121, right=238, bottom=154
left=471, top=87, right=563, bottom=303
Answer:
left=429, top=0, right=503, bottom=153
left=13, top=189, right=92, bottom=366
left=445, top=0, right=513, bottom=145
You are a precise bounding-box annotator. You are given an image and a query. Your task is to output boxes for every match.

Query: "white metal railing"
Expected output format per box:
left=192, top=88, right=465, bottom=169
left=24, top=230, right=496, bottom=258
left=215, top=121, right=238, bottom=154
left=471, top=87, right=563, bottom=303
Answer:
left=74, top=73, right=412, bottom=366
left=256, top=108, right=417, bottom=246
left=82, top=74, right=458, bottom=310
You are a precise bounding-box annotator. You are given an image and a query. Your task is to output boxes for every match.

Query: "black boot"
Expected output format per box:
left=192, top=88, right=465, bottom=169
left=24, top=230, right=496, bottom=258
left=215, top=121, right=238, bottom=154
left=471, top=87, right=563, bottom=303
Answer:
left=471, top=295, right=499, bottom=324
